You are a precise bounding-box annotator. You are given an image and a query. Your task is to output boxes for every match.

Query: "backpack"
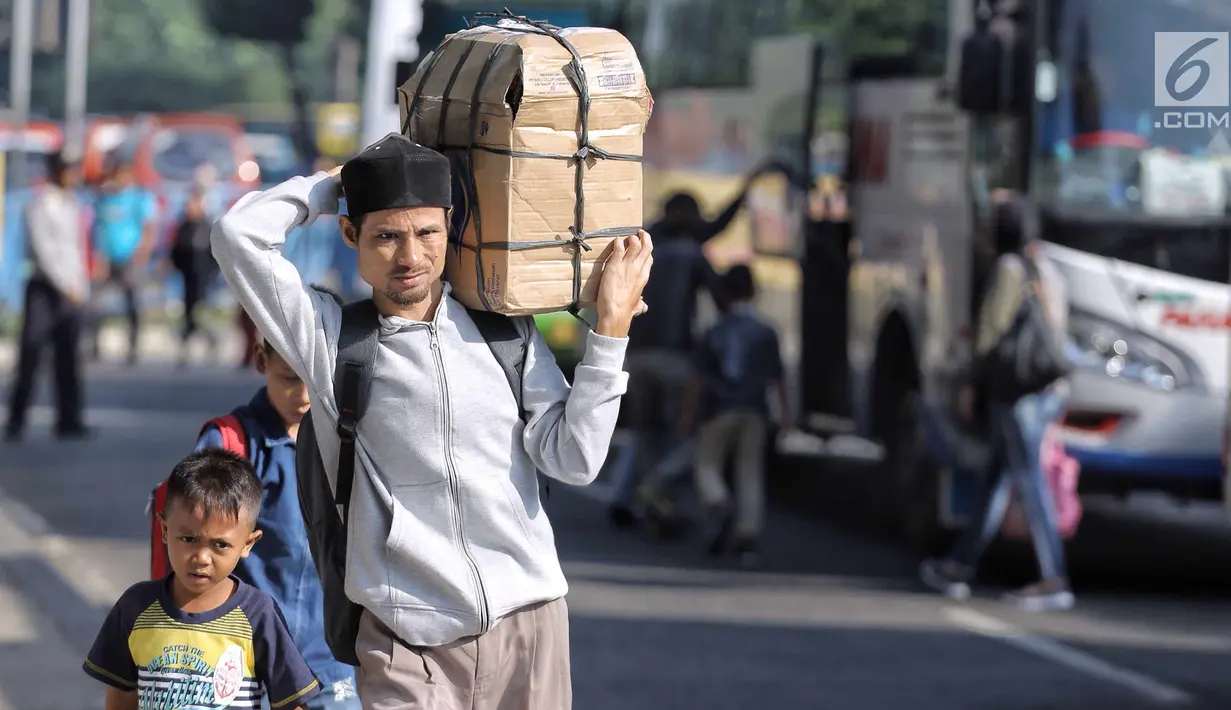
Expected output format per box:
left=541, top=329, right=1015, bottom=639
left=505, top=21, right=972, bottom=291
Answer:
left=296, top=300, right=535, bottom=666
left=170, top=216, right=211, bottom=272
left=980, top=256, right=1073, bottom=402
left=149, top=414, right=249, bottom=579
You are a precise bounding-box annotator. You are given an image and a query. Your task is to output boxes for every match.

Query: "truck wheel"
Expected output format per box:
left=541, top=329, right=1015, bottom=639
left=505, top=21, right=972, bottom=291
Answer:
left=889, top=390, right=949, bottom=555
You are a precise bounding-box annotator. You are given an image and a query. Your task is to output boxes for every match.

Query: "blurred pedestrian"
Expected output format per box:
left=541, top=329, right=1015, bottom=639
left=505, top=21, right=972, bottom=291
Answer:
left=613, top=163, right=774, bottom=532
left=5, top=152, right=89, bottom=442
left=678, top=264, right=790, bottom=568
left=920, top=196, right=1075, bottom=612
left=87, top=154, right=158, bottom=365
left=171, top=168, right=222, bottom=366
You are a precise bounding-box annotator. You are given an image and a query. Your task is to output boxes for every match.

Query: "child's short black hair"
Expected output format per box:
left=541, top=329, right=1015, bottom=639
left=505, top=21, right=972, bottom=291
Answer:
left=723, top=264, right=756, bottom=302
left=166, top=449, right=262, bottom=525
left=262, top=283, right=343, bottom=355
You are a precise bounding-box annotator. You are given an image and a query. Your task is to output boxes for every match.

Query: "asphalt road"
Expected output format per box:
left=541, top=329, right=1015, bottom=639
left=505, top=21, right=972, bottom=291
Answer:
left=2, top=361, right=1231, bottom=710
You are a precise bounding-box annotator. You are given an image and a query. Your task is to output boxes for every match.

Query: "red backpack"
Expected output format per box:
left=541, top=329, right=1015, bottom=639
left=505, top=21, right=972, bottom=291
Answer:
left=148, top=415, right=248, bottom=579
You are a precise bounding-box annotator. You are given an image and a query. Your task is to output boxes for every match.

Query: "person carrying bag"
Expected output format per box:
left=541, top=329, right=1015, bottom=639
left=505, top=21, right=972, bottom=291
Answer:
left=920, top=197, right=1077, bottom=613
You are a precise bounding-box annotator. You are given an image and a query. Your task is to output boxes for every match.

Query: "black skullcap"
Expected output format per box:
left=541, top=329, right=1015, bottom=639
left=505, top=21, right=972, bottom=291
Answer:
left=341, top=133, right=451, bottom=220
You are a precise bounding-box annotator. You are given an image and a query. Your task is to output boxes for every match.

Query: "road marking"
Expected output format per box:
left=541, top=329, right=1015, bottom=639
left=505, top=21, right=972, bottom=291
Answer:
left=943, top=607, right=1195, bottom=706
left=0, top=483, right=126, bottom=605
left=0, top=571, right=39, bottom=645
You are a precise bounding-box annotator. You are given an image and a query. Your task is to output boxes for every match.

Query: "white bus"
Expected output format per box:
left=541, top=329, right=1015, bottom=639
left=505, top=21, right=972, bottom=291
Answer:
left=614, top=0, right=1231, bottom=548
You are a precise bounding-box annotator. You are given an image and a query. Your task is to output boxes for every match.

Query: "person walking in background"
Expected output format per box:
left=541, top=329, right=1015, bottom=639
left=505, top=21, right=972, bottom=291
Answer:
left=610, top=164, right=768, bottom=533
left=87, top=155, right=158, bottom=365
left=5, top=152, right=89, bottom=442
left=171, top=168, right=223, bottom=367
left=920, top=197, right=1075, bottom=611
left=678, top=264, right=790, bottom=568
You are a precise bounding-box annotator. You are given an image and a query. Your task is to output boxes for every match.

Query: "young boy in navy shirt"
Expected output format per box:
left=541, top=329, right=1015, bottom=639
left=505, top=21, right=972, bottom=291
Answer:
left=84, top=449, right=322, bottom=710
left=195, top=287, right=359, bottom=709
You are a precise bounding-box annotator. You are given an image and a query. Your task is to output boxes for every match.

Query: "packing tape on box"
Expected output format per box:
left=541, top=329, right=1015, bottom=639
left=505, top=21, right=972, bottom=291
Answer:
left=401, top=9, right=644, bottom=318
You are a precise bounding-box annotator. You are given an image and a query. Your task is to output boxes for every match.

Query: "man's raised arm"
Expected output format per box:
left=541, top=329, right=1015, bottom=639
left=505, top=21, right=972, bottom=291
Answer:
left=520, top=231, right=653, bottom=485
left=210, top=171, right=343, bottom=401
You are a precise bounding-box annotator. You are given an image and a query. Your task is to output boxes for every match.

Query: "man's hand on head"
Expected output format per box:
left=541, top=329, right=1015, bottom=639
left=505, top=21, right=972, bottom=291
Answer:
left=595, top=230, right=653, bottom=338
left=309, top=167, right=345, bottom=216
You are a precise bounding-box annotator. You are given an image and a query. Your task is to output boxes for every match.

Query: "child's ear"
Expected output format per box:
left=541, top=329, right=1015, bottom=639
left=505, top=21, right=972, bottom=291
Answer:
left=158, top=512, right=168, bottom=544
left=241, top=529, right=263, bottom=558
left=253, top=344, right=268, bottom=375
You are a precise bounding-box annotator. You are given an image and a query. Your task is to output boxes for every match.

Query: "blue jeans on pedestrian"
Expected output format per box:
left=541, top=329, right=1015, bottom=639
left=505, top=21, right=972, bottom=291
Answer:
left=262, top=677, right=361, bottom=710
left=948, top=389, right=1068, bottom=581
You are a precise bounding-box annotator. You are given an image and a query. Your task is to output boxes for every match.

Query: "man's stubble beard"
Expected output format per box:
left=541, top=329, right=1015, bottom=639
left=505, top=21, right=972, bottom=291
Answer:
left=384, top=284, right=430, bottom=306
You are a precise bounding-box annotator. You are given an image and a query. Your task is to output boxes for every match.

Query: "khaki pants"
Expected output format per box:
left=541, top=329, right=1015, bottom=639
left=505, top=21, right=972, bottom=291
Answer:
left=693, top=409, right=769, bottom=540
left=356, top=598, right=571, bottom=710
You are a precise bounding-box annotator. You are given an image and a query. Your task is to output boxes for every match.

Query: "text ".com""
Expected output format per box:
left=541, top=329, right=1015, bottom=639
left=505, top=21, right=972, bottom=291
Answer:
left=1156, top=111, right=1231, bottom=129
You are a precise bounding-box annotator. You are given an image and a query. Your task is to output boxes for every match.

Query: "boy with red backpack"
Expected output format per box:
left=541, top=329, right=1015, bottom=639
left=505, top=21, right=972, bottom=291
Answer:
left=149, top=285, right=360, bottom=709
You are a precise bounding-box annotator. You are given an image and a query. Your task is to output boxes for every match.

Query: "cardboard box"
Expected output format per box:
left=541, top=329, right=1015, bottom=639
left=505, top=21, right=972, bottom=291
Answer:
left=398, top=19, right=652, bottom=314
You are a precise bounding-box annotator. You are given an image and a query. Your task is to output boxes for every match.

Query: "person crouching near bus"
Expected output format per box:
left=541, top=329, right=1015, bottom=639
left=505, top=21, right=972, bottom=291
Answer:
left=678, top=264, right=790, bottom=569
left=919, top=198, right=1074, bottom=612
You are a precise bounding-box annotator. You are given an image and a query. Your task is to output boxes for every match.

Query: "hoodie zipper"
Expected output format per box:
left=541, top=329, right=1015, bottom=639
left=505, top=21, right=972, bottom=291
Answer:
left=429, top=326, right=491, bottom=633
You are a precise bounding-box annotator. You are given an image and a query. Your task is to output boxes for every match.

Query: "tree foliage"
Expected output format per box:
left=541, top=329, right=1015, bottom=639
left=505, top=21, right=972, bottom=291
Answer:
left=200, top=0, right=316, bottom=44
left=616, top=0, right=943, bottom=90
left=7, top=0, right=369, bottom=118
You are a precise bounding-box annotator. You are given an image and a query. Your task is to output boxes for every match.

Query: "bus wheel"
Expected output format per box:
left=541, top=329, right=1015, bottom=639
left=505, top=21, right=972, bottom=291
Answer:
left=890, top=390, right=949, bottom=555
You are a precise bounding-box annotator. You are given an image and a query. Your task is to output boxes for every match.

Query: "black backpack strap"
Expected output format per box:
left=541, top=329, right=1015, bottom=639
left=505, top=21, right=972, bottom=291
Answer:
left=333, top=300, right=382, bottom=524
left=467, top=308, right=550, bottom=498
left=467, top=308, right=531, bottom=421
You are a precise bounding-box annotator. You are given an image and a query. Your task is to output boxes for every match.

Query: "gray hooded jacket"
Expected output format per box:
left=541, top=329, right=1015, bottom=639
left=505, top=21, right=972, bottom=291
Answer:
left=211, top=172, right=628, bottom=647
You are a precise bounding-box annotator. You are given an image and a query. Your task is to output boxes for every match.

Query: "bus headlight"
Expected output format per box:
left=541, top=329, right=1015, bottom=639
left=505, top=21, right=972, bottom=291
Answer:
left=1067, top=311, right=1194, bottom=391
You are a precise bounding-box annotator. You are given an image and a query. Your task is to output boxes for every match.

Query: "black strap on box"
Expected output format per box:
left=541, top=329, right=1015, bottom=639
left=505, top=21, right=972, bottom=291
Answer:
left=398, top=8, right=644, bottom=320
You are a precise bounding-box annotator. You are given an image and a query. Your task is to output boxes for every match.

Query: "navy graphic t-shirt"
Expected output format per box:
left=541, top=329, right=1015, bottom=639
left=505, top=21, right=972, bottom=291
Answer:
left=83, top=575, right=321, bottom=709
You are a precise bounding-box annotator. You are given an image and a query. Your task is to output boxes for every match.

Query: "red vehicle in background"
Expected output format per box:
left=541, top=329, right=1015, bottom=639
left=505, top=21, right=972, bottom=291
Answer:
left=83, top=112, right=258, bottom=192
left=131, top=112, right=259, bottom=191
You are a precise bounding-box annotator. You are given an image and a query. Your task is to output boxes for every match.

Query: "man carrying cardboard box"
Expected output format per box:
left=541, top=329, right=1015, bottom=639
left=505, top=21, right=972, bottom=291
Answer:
left=211, top=133, right=652, bottom=710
